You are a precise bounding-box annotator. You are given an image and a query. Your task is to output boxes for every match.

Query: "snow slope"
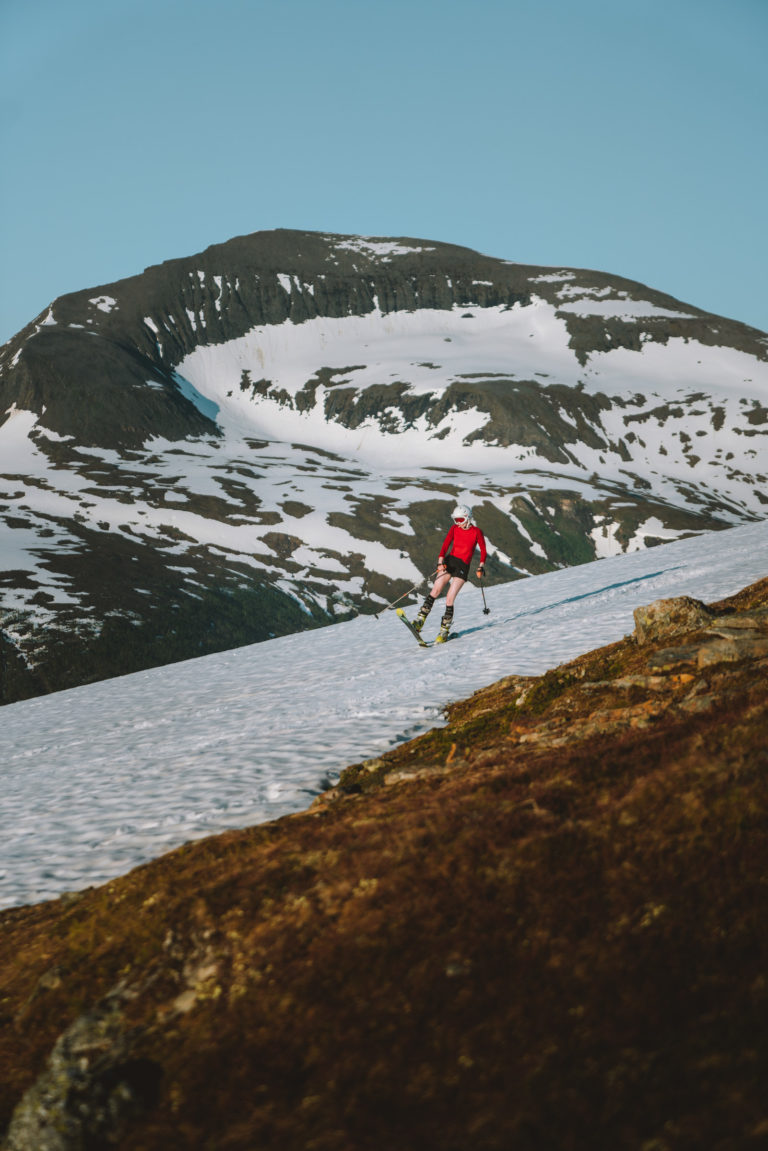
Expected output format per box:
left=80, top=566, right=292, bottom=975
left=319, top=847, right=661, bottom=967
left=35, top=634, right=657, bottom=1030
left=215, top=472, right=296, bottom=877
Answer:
left=2, top=519, right=768, bottom=910
left=176, top=297, right=768, bottom=493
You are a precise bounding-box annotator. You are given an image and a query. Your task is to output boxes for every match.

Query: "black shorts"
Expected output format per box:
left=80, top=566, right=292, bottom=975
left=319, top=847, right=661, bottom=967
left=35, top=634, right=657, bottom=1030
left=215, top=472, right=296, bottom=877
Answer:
left=445, top=555, right=470, bottom=581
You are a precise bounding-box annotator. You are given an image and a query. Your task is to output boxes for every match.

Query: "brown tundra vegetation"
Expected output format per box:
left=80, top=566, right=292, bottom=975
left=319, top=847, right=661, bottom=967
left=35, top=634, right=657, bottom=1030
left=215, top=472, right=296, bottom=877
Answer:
left=2, top=577, right=767, bottom=1151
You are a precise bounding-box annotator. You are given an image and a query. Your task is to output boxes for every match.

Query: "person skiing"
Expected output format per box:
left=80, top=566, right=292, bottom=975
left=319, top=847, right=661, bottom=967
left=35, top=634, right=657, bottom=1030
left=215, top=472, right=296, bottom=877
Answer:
left=414, top=504, right=487, bottom=637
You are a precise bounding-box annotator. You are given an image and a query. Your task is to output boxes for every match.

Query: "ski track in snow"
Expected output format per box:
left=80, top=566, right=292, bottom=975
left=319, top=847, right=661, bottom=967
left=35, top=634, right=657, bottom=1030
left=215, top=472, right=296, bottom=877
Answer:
left=2, top=520, right=768, bottom=909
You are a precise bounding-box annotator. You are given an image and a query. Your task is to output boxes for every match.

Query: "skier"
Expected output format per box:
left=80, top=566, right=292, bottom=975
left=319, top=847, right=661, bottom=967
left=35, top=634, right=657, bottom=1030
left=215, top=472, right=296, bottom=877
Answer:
left=414, top=504, right=487, bottom=638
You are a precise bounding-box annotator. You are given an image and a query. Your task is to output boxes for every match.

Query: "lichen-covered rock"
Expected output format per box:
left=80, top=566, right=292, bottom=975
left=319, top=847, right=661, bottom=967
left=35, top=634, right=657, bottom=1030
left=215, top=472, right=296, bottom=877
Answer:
left=4, top=997, right=159, bottom=1151
left=633, top=595, right=713, bottom=644
left=697, top=634, right=768, bottom=667
left=647, top=643, right=702, bottom=671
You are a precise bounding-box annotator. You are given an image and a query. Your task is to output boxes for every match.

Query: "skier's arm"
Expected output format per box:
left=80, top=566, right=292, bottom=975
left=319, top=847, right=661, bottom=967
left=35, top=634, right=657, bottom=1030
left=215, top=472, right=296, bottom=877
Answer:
left=475, top=529, right=487, bottom=576
left=437, top=527, right=454, bottom=572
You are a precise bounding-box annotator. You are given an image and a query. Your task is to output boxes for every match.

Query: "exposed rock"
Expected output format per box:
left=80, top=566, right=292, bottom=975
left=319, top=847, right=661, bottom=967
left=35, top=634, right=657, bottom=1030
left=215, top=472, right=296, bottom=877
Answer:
left=642, top=598, right=768, bottom=670
left=697, top=634, right=768, bottom=667
left=4, top=995, right=159, bottom=1151
left=633, top=595, right=713, bottom=644
left=647, top=644, right=702, bottom=671
left=705, top=605, right=768, bottom=632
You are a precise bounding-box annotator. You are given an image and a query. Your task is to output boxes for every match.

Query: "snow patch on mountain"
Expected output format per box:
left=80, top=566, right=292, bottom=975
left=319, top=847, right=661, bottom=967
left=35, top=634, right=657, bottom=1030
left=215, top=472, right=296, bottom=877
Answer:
left=328, top=236, right=437, bottom=261
left=557, top=299, right=696, bottom=320
left=170, top=294, right=768, bottom=515
left=582, top=336, right=767, bottom=396
left=176, top=300, right=575, bottom=406
left=89, top=295, right=119, bottom=314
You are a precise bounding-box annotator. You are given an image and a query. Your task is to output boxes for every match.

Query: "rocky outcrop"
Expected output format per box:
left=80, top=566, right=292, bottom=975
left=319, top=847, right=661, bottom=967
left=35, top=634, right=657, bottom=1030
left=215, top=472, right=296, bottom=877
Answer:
left=635, top=596, right=768, bottom=671
left=632, top=594, right=713, bottom=644
left=5, top=994, right=159, bottom=1151
left=2, top=576, right=767, bottom=1150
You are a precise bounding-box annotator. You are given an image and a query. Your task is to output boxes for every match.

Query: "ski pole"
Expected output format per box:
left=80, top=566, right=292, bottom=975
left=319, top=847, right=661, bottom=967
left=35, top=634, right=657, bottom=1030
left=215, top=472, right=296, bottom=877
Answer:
left=480, top=584, right=490, bottom=615
left=375, top=571, right=437, bottom=619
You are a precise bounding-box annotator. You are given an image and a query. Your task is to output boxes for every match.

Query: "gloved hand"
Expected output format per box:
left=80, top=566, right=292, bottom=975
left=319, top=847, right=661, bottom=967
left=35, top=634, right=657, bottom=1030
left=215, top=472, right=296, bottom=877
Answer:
left=476, top=564, right=485, bottom=579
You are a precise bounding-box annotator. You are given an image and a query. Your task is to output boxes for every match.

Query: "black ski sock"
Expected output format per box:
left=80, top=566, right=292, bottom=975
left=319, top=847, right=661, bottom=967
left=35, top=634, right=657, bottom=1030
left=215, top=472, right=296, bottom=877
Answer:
left=419, top=596, right=435, bottom=616
left=441, top=605, right=454, bottom=628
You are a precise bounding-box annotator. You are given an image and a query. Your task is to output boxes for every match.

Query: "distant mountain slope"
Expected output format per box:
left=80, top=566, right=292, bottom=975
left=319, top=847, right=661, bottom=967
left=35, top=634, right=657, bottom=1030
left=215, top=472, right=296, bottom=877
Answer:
left=1, top=229, right=767, bottom=703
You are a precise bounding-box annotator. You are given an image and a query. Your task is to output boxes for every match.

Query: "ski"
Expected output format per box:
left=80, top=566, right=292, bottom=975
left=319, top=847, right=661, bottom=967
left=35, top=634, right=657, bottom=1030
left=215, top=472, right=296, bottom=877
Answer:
left=396, top=608, right=430, bottom=647
left=396, top=609, right=459, bottom=646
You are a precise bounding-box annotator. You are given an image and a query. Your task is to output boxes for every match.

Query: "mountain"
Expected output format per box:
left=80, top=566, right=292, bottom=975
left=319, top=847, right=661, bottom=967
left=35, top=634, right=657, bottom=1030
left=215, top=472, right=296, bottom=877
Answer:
left=2, top=562, right=767, bottom=1149
left=1, top=229, right=767, bottom=704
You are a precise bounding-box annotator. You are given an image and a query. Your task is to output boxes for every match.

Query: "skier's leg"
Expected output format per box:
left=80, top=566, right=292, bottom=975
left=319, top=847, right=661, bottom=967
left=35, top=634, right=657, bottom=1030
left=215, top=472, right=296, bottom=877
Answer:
left=443, top=577, right=465, bottom=627
left=439, top=578, right=464, bottom=632
left=431, top=571, right=451, bottom=596
left=439, top=603, right=455, bottom=632
left=415, top=571, right=451, bottom=630
left=414, top=593, right=435, bottom=630
left=424, top=571, right=450, bottom=606
left=445, top=577, right=465, bottom=607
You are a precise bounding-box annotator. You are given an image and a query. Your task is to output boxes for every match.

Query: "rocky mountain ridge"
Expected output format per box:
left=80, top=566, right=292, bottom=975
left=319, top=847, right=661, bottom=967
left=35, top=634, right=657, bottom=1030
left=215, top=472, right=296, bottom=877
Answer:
left=2, top=574, right=766, bottom=1150
left=2, top=229, right=767, bottom=704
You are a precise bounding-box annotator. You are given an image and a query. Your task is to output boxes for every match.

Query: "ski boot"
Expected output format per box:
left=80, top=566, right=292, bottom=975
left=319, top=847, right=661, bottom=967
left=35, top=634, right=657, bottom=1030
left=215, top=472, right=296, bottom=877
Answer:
left=435, top=605, right=454, bottom=643
left=413, top=595, right=435, bottom=633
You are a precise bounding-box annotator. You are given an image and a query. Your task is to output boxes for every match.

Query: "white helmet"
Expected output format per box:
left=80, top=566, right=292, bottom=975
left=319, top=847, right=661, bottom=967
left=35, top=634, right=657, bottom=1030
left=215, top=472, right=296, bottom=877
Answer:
left=452, top=504, right=472, bottom=528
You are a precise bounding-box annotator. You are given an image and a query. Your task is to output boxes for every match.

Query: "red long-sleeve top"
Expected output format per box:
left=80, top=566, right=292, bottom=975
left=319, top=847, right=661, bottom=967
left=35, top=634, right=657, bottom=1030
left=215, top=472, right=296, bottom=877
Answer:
left=439, top=524, right=487, bottom=565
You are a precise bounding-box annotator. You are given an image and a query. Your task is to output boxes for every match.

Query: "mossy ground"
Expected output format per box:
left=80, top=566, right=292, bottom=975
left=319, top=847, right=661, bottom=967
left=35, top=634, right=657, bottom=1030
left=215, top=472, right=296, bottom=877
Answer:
left=2, top=580, right=767, bottom=1149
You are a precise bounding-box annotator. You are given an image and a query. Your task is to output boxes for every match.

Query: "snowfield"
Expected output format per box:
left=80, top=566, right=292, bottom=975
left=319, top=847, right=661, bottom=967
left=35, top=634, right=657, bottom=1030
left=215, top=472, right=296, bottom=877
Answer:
left=175, top=297, right=768, bottom=455
left=2, top=518, right=767, bottom=910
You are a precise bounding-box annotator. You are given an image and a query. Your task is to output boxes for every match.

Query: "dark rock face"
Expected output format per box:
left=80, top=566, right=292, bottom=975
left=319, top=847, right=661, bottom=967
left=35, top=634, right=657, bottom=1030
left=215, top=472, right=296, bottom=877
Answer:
left=5, top=328, right=216, bottom=447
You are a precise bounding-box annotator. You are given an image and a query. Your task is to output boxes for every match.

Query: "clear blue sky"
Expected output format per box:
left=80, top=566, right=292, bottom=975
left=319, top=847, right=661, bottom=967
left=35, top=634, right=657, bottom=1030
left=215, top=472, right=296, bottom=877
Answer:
left=1, top=0, right=766, bottom=345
